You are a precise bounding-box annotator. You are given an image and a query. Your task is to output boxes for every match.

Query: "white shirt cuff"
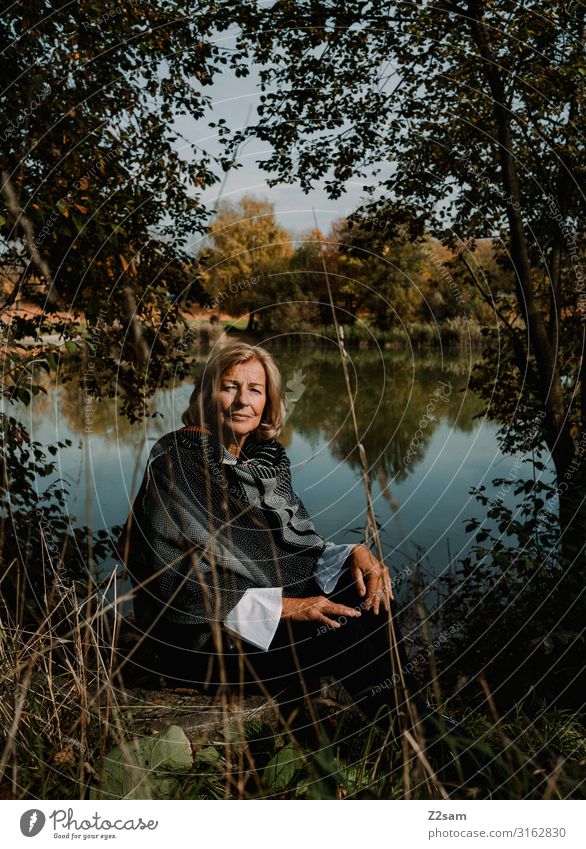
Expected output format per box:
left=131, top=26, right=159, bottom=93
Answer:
left=223, top=587, right=283, bottom=651
left=313, top=542, right=358, bottom=594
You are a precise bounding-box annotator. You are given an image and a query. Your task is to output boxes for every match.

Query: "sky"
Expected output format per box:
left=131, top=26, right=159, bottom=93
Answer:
left=171, top=44, right=380, bottom=243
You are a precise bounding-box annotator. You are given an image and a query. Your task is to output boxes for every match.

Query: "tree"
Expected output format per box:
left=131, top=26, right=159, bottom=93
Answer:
left=198, top=196, right=294, bottom=330
left=0, top=1, right=263, bottom=626
left=332, top=217, right=426, bottom=329
left=294, top=219, right=497, bottom=332
left=288, top=226, right=348, bottom=326
left=0, top=1, right=258, bottom=419
left=218, top=0, right=585, bottom=558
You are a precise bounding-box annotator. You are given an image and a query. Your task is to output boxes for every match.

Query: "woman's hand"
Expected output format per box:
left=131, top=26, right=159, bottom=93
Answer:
left=346, top=544, right=393, bottom=613
left=281, top=596, right=362, bottom=629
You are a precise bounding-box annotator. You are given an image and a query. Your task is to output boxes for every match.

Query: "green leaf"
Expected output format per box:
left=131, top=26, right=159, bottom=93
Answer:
left=263, top=742, right=304, bottom=790
left=14, top=387, right=31, bottom=405
left=194, top=746, right=224, bottom=766
left=64, top=341, right=78, bottom=354
left=90, top=724, right=193, bottom=800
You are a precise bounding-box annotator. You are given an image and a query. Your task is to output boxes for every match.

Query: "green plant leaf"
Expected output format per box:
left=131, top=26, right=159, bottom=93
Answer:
left=194, top=745, right=224, bottom=766
left=90, top=724, right=193, bottom=800
left=263, top=742, right=304, bottom=791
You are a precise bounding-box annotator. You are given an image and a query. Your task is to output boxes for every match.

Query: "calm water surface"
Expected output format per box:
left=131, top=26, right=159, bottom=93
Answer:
left=10, top=346, right=550, bottom=604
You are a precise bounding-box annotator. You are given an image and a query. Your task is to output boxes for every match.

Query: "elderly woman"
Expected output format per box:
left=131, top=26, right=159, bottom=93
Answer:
left=120, top=342, right=441, bottom=735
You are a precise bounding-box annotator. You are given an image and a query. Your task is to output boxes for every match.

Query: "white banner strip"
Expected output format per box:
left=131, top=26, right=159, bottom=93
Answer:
left=2, top=800, right=584, bottom=848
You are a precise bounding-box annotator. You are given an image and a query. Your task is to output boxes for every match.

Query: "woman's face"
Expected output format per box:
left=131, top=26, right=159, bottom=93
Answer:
left=216, top=358, right=267, bottom=442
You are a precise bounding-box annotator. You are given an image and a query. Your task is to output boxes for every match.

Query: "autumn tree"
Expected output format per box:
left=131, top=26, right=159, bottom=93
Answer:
left=198, top=195, right=294, bottom=330
left=332, top=217, right=426, bottom=329
left=0, top=1, right=258, bottom=418
left=0, top=1, right=266, bottom=618
left=218, top=0, right=585, bottom=558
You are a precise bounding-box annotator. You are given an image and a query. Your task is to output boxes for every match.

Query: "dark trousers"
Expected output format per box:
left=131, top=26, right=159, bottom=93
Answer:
left=151, top=570, right=428, bottom=731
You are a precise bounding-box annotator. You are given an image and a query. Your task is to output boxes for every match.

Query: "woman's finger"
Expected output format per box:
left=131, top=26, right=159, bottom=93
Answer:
left=326, top=601, right=361, bottom=618
left=373, top=574, right=383, bottom=615
left=318, top=613, right=341, bottom=629
left=365, top=571, right=381, bottom=611
left=324, top=599, right=358, bottom=616
left=373, top=575, right=388, bottom=613
left=351, top=565, right=367, bottom=598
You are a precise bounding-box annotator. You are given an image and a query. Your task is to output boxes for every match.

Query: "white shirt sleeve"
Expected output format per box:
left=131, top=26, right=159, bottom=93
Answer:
left=313, top=542, right=358, bottom=594
left=221, top=546, right=360, bottom=650
left=223, top=587, right=283, bottom=651
left=219, top=454, right=357, bottom=650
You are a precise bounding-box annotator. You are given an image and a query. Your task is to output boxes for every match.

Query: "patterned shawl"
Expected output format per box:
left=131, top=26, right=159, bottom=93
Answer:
left=118, top=424, right=328, bottom=641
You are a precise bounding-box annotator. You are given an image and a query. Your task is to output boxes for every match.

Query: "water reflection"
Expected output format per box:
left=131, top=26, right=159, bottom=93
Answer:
left=11, top=347, right=507, bottom=593
left=283, top=347, right=485, bottom=483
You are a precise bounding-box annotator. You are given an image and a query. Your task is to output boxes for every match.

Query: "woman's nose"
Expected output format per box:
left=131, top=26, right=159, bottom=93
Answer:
left=235, top=387, right=251, bottom=407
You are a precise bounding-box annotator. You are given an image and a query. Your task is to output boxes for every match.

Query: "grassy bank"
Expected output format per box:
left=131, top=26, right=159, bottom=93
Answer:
left=222, top=317, right=486, bottom=348
left=1, top=574, right=583, bottom=801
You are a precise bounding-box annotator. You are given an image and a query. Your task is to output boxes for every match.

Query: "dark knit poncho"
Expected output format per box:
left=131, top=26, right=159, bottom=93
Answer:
left=118, top=424, right=328, bottom=644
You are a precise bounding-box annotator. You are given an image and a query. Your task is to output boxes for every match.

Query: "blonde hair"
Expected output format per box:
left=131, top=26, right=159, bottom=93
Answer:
left=181, top=342, right=286, bottom=441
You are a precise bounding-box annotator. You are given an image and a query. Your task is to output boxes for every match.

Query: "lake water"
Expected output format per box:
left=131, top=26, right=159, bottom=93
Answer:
left=7, top=344, right=551, bottom=608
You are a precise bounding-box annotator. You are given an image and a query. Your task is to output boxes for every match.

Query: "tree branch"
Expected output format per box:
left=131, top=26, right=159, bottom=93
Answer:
left=467, top=0, right=572, bottom=476
left=1, top=172, right=66, bottom=311
left=457, top=248, right=541, bottom=386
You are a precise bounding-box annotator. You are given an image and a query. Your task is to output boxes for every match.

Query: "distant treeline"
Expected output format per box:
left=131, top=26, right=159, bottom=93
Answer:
left=194, top=195, right=516, bottom=341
